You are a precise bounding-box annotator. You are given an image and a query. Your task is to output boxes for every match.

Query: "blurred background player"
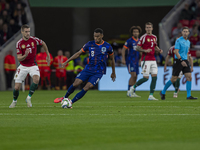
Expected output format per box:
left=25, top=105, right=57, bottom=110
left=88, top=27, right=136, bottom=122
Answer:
left=130, top=22, right=163, bottom=100
left=9, top=24, right=51, bottom=108
left=122, top=26, right=142, bottom=97
left=164, top=41, right=193, bottom=98
left=160, top=27, right=197, bottom=100
left=4, top=50, right=16, bottom=90
left=54, top=28, right=116, bottom=106
left=36, top=47, right=53, bottom=90
left=53, top=50, right=68, bottom=90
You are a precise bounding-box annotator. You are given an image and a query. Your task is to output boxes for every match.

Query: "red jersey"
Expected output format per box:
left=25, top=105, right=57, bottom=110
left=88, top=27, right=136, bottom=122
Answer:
left=137, top=33, right=157, bottom=61
left=168, top=45, right=191, bottom=61
left=16, top=36, right=43, bottom=67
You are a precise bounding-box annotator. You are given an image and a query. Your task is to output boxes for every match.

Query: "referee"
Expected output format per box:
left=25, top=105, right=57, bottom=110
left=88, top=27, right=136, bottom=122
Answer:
left=160, top=27, right=197, bottom=100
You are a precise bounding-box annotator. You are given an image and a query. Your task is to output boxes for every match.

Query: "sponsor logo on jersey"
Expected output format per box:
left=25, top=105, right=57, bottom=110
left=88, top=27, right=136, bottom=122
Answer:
left=15, top=74, right=18, bottom=78
left=101, top=47, right=106, bottom=54
left=151, top=39, right=153, bottom=41
left=27, top=44, right=30, bottom=47
left=147, top=38, right=150, bottom=42
left=22, top=45, right=26, bottom=49
left=31, top=42, right=34, bottom=47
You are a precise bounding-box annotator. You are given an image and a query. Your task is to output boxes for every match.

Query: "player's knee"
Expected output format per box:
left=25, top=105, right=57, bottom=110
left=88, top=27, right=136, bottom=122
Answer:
left=171, top=77, right=177, bottom=83
left=186, top=76, right=192, bottom=81
left=33, top=78, right=40, bottom=84
left=14, top=85, right=20, bottom=91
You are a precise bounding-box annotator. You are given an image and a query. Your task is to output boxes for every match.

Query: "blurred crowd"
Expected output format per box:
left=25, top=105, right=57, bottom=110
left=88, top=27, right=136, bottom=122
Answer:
left=0, top=0, right=27, bottom=46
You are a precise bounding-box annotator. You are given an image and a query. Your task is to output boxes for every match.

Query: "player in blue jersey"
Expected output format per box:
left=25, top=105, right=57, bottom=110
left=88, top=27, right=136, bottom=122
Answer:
left=122, top=26, right=142, bottom=97
left=160, top=27, right=197, bottom=100
left=55, top=28, right=116, bottom=106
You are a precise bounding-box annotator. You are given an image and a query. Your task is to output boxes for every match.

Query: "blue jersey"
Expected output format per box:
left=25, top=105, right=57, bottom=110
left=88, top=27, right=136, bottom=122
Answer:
left=174, top=36, right=190, bottom=60
left=81, top=40, right=113, bottom=74
left=123, top=37, right=140, bottom=64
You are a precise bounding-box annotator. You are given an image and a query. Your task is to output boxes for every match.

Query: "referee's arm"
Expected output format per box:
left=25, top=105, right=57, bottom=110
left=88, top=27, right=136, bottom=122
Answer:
left=188, top=54, right=193, bottom=72
left=174, top=49, right=187, bottom=67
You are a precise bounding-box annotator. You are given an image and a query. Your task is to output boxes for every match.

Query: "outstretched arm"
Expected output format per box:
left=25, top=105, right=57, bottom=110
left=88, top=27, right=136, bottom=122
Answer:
left=121, top=47, right=127, bottom=65
left=136, top=46, right=151, bottom=53
left=109, top=54, right=116, bottom=82
left=62, top=49, right=83, bottom=67
left=42, top=41, right=50, bottom=66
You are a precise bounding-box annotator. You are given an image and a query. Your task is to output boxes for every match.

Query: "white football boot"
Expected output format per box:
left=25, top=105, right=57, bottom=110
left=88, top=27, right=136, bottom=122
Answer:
left=9, top=100, right=17, bottom=108
left=127, top=90, right=141, bottom=97
left=148, top=95, right=158, bottom=101
left=26, top=96, right=32, bottom=107
left=173, top=93, right=178, bottom=98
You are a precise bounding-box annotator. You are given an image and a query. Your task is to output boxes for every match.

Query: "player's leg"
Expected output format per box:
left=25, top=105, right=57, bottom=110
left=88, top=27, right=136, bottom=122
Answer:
left=26, top=66, right=40, bottom=107
left=130, top=61, right=149, bottom=95
left=173, top=72, right=182, bottom=98
left=148, top=61, right=158, bottom=100
left=183, top=64, right=197, bottom=99
left=160, top=59, right=183, bottom=100
left=71, top=73, right=102, bottom=104
left=10, top=65, right=28, bottom=108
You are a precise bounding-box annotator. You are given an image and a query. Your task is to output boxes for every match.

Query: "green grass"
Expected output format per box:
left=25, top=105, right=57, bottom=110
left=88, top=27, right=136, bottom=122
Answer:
left=0, top=90, right=200, bottom=150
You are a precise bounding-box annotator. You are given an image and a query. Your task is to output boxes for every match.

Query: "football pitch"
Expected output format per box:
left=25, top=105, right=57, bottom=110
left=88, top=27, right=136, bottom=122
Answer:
left=0, top=90, right=200, bottom=150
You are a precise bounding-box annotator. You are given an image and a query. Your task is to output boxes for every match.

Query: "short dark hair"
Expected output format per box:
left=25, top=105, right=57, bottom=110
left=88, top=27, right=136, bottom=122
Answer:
left=94, top=28, right=103, bottom=34
left=145, top=22, right=153, bottom=27
left=182, top=26, right=190, bottom=31
left=130, top=26, right=142, bottom=34
left=21, top=24, right=30, bottom=31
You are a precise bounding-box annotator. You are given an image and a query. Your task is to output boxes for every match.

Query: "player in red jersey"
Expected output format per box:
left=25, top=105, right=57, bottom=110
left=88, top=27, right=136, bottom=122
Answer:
left=164, top=45, right=193, bottom=98
left=9, top=24, right=51, bottom=108
left=130, top=22, right=163, bottom=100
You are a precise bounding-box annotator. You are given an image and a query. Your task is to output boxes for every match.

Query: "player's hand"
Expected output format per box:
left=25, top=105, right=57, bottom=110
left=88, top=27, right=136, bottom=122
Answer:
left=159, top=49, right=163, bottom=53
left=46, top=55, right=50, bottom=66
left=145, top=49, right=152, bottom=53
left=181, top=61, right=187, bottom=67
left=122, top=59, right=126, bottom=65
left=164, top=65, right=167, bottom=72
left=111, top=72, right=116, bottom=82
left=24, top=49, right=30, bottom=56
left=62, top=61, right=68, bottom=68
left=191, top=67, right=193, bottom=72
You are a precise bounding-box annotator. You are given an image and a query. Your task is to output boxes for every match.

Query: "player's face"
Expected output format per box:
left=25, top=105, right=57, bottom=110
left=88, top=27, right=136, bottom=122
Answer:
left=94, top=32, right=103, bottom=44
left=182, top=29, right=190, bottom=38
left=132, top=29, right=139, bottom=39
left=21, top=28, right=30, bottom=40
left=145, top=25, right=153, bottom=34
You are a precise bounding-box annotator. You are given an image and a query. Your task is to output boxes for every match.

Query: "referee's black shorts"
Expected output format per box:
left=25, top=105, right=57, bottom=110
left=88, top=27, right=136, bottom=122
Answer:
left=172, top=59, right=191, bottom=76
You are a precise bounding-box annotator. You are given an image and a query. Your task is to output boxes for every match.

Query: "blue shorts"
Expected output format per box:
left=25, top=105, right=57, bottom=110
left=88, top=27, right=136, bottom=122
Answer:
left=126, top=61, right=139, bottom=75
left=76, top=69, right=103, bottom=86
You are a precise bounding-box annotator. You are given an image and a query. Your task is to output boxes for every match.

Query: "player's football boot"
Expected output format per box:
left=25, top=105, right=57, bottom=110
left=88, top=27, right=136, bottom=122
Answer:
left=54, top=97, right=64, bottom=103
left=187, top=96, right=198, bottom=100
left=173, top=93, right=178, bottom=98
left=9, top=100, right=17, bottom=108
left=127, top=91, right=141, bottom=97
left=129, top=86, right=135, bottom=95
left=160, top=91, right=165, bottom=100
left=26, top=97, right=32, bottom=107
left=148, top=95, right=158, bottom=100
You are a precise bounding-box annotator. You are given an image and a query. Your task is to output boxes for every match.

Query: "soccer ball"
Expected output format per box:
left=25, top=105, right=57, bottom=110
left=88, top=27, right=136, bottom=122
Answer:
left=61, top=98, right=72, bottom=108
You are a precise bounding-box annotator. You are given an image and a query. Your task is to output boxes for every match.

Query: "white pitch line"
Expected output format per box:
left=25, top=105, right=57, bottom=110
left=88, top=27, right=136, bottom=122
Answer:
left=0, top=106, right=199, bottom=108
left=0, top=113, right=199, bottom=116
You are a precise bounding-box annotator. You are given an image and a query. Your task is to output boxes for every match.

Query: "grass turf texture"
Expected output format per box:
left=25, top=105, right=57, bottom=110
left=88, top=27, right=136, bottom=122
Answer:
left=0, top=90, right=200, bottom=150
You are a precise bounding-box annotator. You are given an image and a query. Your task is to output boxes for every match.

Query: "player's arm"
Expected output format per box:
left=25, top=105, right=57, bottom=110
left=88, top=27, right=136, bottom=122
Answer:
left=164, top=55, right=170, bottom=71
left=121, top=47, right=127, bottom=65
left=174, top=49, right=187, bottom=67
left=62, top=49, right=83, bottom=67
left=42, top=41, right=51, bottom=66
left=136, top=46, right=151, bottom=53
left=155, top=46, right=163, bottom=53
left=188, top=54, right=193, bottom=72
left=109, top=54, right=116, bottom=82
left=17, top=49, right=30, bottom=61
